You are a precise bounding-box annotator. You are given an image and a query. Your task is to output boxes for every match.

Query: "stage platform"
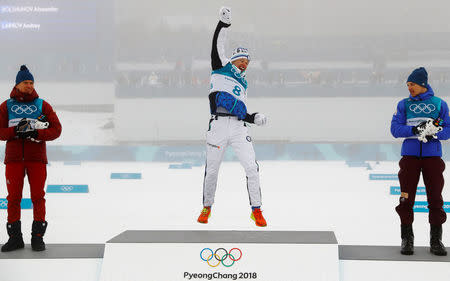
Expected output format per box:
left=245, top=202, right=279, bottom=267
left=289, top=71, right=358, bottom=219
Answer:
left=101, top=230, right=339, bottom=281
left=339, top=245, right=450, bottom=281
left=1, top=232, right=450, bottom=281
left=0, top=244, right=104, bottom=281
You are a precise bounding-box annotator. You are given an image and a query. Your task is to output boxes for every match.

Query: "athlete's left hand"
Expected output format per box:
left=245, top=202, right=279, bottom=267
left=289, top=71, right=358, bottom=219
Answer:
left=254, top=113, right=267, bottom=126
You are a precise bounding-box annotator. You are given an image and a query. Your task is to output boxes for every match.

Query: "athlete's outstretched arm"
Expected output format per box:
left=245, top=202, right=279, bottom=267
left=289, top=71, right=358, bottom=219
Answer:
left=211, top=7, right=231, bottom=70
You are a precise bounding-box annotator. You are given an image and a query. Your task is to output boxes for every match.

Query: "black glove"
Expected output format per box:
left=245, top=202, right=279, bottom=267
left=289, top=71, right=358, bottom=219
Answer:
left=243, top=113, right=257, bottom=123
left=16, top=130, right=38, bottom=140
left=412, top=121, right=427, bottom=135
left=14, top=118, right=30, bottom=134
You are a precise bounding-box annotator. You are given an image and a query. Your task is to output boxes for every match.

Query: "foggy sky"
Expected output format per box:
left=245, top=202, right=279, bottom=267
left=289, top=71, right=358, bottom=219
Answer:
left=116, top=0, right=450, bottom=36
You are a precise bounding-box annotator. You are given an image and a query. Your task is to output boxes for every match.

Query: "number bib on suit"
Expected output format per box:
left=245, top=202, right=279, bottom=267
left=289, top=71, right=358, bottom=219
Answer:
left=210, top=62, right=248, bottom=106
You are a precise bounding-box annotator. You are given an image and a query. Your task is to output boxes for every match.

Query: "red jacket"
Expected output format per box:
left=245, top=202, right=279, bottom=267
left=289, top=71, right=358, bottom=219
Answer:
left=0, top=88, right=62, bottom=164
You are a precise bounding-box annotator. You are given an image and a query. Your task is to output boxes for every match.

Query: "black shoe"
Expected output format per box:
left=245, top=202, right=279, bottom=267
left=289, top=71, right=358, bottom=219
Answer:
left=1, top=221, right=25, bottom=252
left=31, top=221, right=47, bottom=251
left=430, top=224, right=447, bottom=256
left=400, top=224, right=414, bottom=255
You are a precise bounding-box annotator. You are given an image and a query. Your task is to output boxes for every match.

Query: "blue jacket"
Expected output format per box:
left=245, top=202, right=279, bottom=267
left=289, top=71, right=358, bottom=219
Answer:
left=391, top=85, right=450, bottom=157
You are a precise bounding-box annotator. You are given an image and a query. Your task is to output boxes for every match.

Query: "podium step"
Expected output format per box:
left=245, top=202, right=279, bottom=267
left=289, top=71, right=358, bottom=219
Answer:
left=0, top=244, right=104, bottom=281
left=101, top=230, right=339, bottom=281
left=340, top=245, right=450, bottom=262
left=339, top=245, right=450, bottom=281
left=107, top=230, right=337, bottom=244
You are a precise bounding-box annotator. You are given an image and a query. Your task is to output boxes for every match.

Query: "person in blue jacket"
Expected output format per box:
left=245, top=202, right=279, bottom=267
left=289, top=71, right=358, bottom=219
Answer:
left=391, top=67, right=450, bottom=256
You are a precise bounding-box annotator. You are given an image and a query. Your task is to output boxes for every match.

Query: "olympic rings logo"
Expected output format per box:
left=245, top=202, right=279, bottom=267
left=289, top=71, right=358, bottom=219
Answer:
left=60, top=186, right=74, bottom=192
left=11, top=105, right=38, bottom=115
left=0, top=200, right=7, bottom=208
left=200, top=248, right=242, bottom=267
left=409, top=103, right=436, bottom=114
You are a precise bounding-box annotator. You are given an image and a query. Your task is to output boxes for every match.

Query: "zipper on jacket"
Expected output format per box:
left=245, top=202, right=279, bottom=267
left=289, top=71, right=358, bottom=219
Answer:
left=420, top=141, right=422, bottom=158
left=22, top=139, right=24, bottom=161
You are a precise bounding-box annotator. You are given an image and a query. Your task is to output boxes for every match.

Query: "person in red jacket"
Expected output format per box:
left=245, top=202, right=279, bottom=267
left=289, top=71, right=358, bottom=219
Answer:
left=0, top=65, right=62, bottom=252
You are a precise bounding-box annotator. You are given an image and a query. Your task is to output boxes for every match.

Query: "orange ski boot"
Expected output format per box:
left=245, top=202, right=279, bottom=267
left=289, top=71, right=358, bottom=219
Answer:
left=251, top=208, right=267, bottom=227
left=197, top=207, right=211, bottom=224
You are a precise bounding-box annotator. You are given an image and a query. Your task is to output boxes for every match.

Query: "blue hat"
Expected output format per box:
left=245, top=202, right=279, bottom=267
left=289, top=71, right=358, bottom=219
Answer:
left=407, top=67, right=428, bottom=87
left=15, top=65, right=34, bottom=85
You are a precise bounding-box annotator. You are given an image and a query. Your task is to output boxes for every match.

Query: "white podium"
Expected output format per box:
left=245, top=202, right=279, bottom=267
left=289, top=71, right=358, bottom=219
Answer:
left=100, top=230, right=339, bottom=281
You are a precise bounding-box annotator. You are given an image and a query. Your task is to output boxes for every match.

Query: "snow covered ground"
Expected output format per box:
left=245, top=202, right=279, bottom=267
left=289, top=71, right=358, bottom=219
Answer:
left=0, top=160, right=448, bottom=248
left=51, top=110, right=115, bottom=145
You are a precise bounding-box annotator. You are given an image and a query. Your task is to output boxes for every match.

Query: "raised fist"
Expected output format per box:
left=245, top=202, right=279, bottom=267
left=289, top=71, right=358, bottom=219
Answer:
left=219, top=6, right=231, bottom=25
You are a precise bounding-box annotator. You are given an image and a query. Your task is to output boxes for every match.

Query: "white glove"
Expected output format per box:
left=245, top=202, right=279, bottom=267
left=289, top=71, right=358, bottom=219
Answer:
left=219, top=6, right=231, bottom=25
left=417, top=119, right=443, bottom=143
left=254, top=113, right=267, bottom=126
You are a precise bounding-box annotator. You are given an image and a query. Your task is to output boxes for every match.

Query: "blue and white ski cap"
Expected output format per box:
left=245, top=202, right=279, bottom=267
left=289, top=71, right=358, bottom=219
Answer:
left=230, top=47, right=250, bottom=62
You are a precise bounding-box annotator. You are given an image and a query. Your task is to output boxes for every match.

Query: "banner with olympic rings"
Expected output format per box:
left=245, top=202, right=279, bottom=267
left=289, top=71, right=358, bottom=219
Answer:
left=200, top=248, right=242, bottom=267
left=0, top=198, right=32, bottom=209
left=46, top=184, right=89, bottom=193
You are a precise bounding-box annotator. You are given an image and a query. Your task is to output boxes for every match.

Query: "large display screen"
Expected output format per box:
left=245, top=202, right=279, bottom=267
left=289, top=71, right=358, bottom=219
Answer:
left=0, top=1, right=99, bottom=41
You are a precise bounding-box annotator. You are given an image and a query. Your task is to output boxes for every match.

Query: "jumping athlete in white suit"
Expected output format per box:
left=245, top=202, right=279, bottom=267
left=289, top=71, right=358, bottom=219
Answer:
left=197, top=7, right=268, bottom=227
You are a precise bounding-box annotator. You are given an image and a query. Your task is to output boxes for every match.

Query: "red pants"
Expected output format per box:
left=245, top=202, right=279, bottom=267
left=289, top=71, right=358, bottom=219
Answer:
left=396, top=156, right=447, bottom=225
left=5, top=162, right=47, bottom=223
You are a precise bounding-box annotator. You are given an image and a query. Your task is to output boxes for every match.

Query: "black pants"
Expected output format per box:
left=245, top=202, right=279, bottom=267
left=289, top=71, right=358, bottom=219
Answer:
left=396, top=156, right=447, bottom=225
